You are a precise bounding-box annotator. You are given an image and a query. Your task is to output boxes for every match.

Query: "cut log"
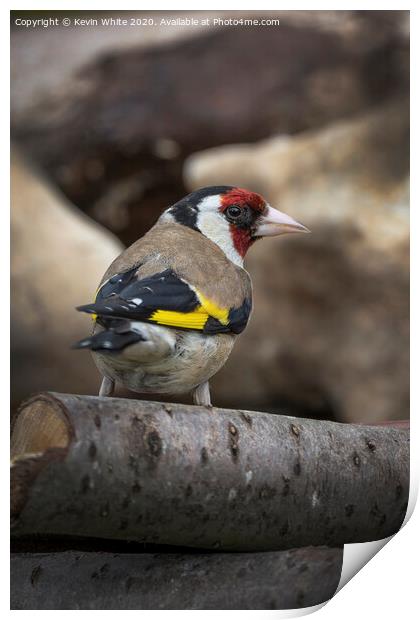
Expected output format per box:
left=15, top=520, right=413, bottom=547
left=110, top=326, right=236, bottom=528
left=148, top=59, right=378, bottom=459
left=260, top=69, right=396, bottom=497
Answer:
left=10, top=546, right=343, bottom=610
left=11, top=393, right=409, bottom=551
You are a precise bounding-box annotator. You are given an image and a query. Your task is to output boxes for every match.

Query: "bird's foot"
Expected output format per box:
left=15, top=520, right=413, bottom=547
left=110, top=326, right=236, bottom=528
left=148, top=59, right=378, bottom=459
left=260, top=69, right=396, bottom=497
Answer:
left=99, top=376, right=115, bottom=397
left=192, top=381, right=212, bottom=407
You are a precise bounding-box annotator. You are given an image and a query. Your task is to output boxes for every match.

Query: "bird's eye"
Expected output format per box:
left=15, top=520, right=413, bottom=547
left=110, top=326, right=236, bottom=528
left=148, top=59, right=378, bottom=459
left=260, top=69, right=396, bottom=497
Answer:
left=226, top=205, right=242, bottom=218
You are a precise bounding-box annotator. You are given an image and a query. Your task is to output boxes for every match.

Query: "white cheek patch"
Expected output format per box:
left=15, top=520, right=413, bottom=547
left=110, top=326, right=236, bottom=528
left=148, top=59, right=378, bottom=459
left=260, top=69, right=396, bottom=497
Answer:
left=196, top=196, right=243, bottom=266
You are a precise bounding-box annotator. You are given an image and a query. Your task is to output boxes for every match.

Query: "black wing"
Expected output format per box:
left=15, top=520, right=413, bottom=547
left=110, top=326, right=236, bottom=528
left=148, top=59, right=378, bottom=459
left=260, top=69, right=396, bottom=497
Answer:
left=77, top=267, right=251, bottom=335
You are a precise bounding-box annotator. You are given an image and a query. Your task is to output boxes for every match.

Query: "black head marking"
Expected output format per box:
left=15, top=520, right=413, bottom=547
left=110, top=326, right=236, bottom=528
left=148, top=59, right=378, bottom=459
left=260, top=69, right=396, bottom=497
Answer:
left=168, top=201, right=199, bottom=230
left=168, top=186, right=235, bottom=231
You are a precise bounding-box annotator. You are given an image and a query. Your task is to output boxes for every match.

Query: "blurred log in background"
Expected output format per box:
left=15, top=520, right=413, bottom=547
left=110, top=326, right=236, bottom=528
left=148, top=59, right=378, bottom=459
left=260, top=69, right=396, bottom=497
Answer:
left=11, top=10, right=409, bottom=422
left=11, top=151, right=123, bottom=405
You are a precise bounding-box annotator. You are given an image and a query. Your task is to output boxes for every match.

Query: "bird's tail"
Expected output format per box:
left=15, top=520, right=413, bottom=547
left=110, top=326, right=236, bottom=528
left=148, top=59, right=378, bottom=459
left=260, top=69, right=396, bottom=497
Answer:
left=72, top=319, right=144, bottom=352
left=73, top=318, right=176, bottom=361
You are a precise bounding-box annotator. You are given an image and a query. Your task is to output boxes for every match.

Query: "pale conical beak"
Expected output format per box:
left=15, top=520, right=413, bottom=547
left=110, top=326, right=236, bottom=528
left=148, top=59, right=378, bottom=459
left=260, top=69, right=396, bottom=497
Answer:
left=255, top=205, right=310, bottom=237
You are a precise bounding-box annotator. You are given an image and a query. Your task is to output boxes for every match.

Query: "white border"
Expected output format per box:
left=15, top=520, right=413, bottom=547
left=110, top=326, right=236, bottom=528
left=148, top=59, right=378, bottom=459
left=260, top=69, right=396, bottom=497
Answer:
left=5, top=2, right=416, bottom=617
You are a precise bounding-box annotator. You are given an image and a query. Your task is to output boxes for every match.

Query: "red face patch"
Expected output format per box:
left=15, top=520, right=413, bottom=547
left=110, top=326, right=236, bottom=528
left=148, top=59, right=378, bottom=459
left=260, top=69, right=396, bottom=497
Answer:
left=220, top=188, right=266, bottom=214
left=219, top=188, right=266, bottom=257
left=229, top=226, right=254, bottom=257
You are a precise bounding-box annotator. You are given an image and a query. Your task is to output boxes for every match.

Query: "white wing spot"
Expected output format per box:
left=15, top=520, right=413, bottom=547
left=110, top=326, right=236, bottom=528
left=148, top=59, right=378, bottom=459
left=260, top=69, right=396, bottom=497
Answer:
left=130, top=298, right=143, bottom=306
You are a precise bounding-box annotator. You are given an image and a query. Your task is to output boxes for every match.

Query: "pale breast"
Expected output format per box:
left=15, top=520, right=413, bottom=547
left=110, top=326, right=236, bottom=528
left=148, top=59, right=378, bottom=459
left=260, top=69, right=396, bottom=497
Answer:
left=92, top=325, right=236, bottom=395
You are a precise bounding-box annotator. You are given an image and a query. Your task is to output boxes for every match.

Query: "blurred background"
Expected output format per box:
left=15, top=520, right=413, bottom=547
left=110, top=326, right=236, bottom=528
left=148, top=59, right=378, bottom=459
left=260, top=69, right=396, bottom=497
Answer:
left=11, top=10, right=409, bottom=424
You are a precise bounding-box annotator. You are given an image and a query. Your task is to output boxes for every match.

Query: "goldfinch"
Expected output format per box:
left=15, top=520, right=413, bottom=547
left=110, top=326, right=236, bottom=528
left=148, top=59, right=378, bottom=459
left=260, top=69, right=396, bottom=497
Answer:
left=74, top=186, right=308, bottom=405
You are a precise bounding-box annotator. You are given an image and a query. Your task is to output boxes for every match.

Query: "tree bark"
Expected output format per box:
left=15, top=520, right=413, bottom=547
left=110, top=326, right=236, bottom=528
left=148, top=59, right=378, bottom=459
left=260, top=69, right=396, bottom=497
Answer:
left=11, top=546, right=343, bottom=610
left=11, top=393, right=409, bottom=551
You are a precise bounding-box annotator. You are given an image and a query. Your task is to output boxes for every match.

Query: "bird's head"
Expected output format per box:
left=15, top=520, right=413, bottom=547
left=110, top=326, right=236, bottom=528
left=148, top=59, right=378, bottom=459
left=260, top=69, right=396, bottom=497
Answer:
left=161, top=186, right=309, bottom=265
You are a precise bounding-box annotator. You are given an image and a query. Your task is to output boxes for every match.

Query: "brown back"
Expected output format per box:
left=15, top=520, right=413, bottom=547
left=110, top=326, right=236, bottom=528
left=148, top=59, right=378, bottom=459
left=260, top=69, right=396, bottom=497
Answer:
left=101, top=222, right=252, bottom=309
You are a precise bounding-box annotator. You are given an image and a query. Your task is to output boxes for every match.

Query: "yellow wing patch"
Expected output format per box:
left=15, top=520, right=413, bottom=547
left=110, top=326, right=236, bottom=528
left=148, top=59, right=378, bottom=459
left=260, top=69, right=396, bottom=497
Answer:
left=151, top=291, right=229, bottom=331
left=151, top=308, right=207, bottom=329
left=195, top=291, right=230, bottom=326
